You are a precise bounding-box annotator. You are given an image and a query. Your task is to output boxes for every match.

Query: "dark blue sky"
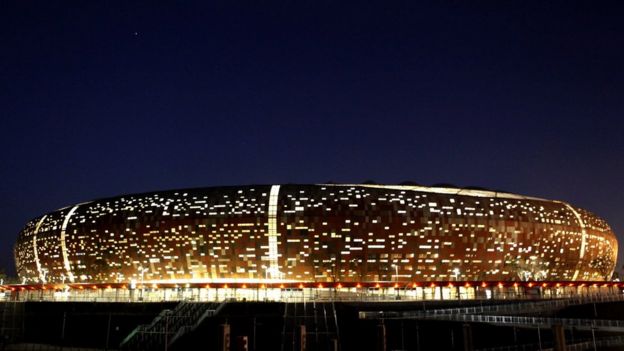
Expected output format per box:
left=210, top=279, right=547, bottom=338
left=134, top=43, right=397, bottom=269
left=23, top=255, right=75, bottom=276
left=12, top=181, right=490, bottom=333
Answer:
left=1, top=1, right=623, bottom=276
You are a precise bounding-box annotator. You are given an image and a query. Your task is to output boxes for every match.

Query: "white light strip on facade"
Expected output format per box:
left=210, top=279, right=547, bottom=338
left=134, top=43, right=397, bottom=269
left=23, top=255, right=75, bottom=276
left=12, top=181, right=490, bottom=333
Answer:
left=60, top=205, right=80, bottom=283
left=32, top=215, right=47, bottom=283
left=324, top=183, right=547, bottom=201
left=267, top=185, right=281, bottom=279
left=563, top=202, right=587, bottom=281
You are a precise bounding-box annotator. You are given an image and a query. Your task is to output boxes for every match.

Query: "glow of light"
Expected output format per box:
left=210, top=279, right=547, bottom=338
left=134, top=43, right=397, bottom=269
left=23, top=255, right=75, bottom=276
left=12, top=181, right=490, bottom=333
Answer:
left=32, top=215, right=47, bottom=283
left=60, top=205, right=82, bottom=283
left=562, top=202, right=588, bottom=280
left=267, top=185, right=281, bottom=279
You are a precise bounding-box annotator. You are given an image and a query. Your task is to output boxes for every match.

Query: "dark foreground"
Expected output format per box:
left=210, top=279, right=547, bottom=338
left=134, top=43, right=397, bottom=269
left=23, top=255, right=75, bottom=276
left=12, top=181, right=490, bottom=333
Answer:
left=2, top=299, right=624, bottom=350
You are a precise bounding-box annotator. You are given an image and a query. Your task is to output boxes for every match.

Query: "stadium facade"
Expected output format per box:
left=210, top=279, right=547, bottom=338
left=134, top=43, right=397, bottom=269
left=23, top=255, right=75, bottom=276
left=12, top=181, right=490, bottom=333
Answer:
left=14, top=184, right=618, bottom=285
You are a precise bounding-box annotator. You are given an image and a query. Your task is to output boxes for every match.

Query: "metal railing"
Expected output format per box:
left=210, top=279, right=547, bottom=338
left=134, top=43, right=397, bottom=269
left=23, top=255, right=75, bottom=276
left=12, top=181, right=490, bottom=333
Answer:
left=119, top=301, right=222, bottom=350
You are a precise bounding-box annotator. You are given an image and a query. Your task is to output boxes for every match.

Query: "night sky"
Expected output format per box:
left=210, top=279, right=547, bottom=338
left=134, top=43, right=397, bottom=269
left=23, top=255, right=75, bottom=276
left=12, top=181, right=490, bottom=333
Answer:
left=1, top=1, right=623, bottom=276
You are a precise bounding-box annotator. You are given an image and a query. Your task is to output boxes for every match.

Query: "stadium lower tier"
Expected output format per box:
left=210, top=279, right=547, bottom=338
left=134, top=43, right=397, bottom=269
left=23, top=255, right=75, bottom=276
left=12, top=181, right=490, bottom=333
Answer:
left=1, top=281, right=621, bottom=303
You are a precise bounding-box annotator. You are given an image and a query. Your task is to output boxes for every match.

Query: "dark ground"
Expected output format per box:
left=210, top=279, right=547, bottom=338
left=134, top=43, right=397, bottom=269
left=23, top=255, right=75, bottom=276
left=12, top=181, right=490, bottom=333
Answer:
left=2, top=300, right=624, bottom=350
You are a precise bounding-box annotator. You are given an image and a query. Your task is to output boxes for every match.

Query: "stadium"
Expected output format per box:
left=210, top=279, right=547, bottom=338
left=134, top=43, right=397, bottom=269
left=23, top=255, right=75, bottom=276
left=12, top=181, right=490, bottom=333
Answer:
left=4, top=184, right=623, bottom=350
left=13, top=183, right=617, bottom=288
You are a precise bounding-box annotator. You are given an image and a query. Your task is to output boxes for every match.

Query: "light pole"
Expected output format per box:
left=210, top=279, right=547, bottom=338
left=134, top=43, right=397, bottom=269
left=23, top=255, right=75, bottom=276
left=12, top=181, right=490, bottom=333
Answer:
left=453, top=268, right=460, bottom=281
left=391, top=264, right=398, bottom=282
left=139, top=267, right=148, bottom=300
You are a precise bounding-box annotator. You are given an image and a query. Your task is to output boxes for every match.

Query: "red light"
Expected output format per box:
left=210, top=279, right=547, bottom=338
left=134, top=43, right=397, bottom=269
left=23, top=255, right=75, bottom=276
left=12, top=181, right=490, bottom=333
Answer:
left=298, top=283, right=304, bottom=289
left=448, top=282, right=454, bottom=288
left=412, top=282, right=418, bottom=288
left=430, top=283, right=436, bottom=288
left=464, top=283, right=471, bottom=288
left=242, top=284, right=247, bottom=289
left=318, top=283, right=323, bottom=289
left=356, top=283, right=362, bottom=288
left=542, top=283, right=548, bottom=288
left=336, top=283, right=343, bottom=289
left=394, top=283, right=399, bottom=288
left=528, top=282, right=534, bottom=288
left=513, top=283, right=518, bottom=288
left=279, top=284, right=285, bottom=289
left=481, top=282, right=487, bottom=288
left=375, top=283, right=380, bottom=288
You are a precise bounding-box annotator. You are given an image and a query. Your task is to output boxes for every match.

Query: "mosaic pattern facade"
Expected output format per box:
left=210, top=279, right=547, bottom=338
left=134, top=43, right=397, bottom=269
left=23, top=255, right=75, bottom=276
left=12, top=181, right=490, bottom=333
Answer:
left=14, top=184, right=618, bottom=284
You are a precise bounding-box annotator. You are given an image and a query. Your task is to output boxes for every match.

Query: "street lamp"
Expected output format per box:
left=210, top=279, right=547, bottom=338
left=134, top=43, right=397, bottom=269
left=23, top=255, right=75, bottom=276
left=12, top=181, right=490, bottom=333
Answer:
left=391, top=264, right=399, bottom=282
left=453, top=268, right=460, bottom=281
left=139, top=267, right=148, bottom=300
